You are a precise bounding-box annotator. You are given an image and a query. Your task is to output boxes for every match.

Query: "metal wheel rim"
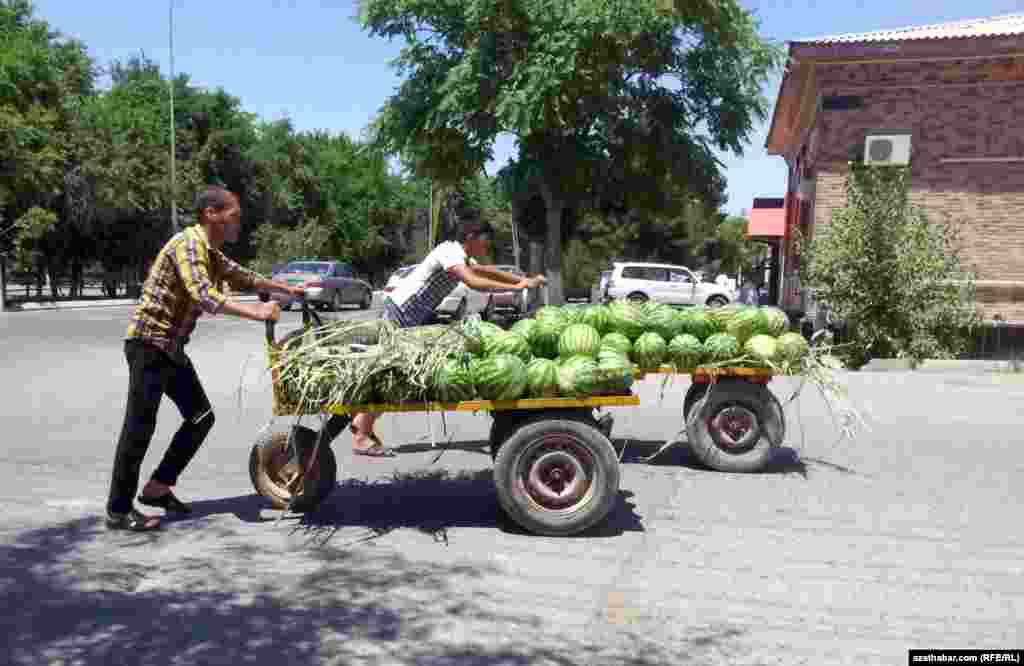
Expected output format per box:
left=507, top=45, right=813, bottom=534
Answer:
left=263, top=437, right=321, bottom=499
left=707, top=404, right=761, bottom=453
left=514, top=433, right=596, bottom=513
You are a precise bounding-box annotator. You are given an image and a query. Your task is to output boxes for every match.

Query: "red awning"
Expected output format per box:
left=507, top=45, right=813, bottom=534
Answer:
left=746, top=206, right=786, bottom=239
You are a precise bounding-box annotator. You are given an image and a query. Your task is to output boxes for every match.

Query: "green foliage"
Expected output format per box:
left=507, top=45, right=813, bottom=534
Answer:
left=801, top=165, right=981, bottom=368
left=12, top=205, right=56, bottom=269
left=361, top=0, right=782, bottom=302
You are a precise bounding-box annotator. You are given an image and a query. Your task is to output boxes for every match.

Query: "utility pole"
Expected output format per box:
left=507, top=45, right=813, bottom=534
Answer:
left=169, top=0, right=178, bottom=233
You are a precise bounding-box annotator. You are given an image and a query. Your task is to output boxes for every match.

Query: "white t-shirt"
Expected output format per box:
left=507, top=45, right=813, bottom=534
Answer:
left=385, top=241, right=468, bottom=327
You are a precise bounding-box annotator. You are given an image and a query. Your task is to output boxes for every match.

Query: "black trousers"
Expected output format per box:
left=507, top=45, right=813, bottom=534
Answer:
left=107, top=340, right=214, bottom=514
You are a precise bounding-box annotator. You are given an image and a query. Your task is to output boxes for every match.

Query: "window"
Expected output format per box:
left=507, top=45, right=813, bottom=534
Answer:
left=622, top=266, right=667, bottom=281
left=668, top=269, right=692, bottom=284
left=285, top=262, right=330, bottom=274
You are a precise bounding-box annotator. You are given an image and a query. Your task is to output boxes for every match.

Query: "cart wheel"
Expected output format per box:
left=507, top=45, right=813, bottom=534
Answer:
left=489, top=409, right=597, bottom=461
left=249, top=429, right=337, bottom=511
left=683, top=383, right=709, bottom=423
left=686, top=381, right=784, bottom=473
left=493, top=418, right=619, bottom=536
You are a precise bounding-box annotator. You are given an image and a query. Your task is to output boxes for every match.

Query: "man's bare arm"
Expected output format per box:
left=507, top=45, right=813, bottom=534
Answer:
left=254, top=277, right=304, bottom=297
left=449, top=265, right=534, bottom=292
left=221, top=300, right=280, bottom=322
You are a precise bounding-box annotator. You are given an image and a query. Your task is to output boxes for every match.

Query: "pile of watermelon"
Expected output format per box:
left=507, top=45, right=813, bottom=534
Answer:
left=427, top=300, right=811, bottom=402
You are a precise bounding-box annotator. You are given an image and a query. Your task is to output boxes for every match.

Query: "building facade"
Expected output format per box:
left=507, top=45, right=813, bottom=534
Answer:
left=765, top=13, right=1024, bottom=323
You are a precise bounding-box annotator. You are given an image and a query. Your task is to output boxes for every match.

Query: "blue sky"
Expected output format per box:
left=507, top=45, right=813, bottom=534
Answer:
left=33, top=0, right=1024, bottom=216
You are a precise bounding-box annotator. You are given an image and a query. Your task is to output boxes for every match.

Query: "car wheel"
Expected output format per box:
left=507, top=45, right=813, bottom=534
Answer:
left=706, top=295, right=729, bottom=307
left=331, top=291, right=342, bottom=312
left=360, top=289, right=372, bottom=310
left=627, top=291, right=648, bottom=303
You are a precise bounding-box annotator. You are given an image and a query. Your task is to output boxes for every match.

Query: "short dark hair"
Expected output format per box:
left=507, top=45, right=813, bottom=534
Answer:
left=195, top=186, right=235, bottom=221
left=455, top=220, right=494, bottom=243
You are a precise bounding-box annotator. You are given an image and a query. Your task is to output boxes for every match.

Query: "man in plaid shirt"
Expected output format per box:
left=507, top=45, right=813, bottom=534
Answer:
left=106, top=186, right=303, bottom=532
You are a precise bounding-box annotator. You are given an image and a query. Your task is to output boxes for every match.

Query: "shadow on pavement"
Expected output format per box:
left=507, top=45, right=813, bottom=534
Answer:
left=615, top=439, right=810, bottom=476
left=1, top=513, right=729, bottom=665
left=293, top=468, right=646, bottom=545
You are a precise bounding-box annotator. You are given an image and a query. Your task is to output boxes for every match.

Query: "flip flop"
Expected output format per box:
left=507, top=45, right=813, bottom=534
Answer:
left=353, top=443, right=397, bottom=458
left=138, top=491, right=192, bottom=514
left=106, top=509, right=161, bottom=532
left=351, top=425, right=396, bottom=457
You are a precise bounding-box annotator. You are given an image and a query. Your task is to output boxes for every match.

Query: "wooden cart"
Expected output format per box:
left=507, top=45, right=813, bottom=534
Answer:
left=249, top=298, right=785, bottom=536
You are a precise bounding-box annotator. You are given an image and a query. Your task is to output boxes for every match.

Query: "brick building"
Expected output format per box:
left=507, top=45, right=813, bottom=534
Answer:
left=765, top=13, right=1024, bottom=323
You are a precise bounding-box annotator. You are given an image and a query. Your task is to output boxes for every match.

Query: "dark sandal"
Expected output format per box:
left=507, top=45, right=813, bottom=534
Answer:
left=106, top=509, right=161, bottom=532
left=138, top=491, right=192, bottom=514
left=351, top=425, right=396, bottom=457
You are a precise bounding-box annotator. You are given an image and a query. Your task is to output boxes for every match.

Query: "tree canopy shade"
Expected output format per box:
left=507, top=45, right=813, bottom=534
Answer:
left=360, top=0, right=781, bottom=302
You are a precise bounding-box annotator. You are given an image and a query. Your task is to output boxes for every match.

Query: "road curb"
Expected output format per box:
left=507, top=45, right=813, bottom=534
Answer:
left=861, top=358, right=1022, bottom=374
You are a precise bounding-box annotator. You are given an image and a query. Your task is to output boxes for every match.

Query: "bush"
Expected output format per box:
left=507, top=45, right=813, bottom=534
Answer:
left=801, top=164, right=980, bottom=369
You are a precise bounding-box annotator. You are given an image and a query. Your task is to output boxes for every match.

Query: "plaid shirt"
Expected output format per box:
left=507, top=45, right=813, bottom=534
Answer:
left=126, top=225, right=260, bottom=358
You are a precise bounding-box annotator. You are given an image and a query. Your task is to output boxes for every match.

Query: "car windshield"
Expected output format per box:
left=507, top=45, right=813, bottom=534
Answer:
left=282, top=262, right=331, bottom=274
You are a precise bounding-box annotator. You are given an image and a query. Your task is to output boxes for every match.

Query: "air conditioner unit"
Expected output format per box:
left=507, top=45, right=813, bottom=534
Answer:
left=864, top=133, right=911, bottom=165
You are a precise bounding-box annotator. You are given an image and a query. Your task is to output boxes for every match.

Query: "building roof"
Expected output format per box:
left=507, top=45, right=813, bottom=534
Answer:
left=798, top=12, right=1024, bottom=45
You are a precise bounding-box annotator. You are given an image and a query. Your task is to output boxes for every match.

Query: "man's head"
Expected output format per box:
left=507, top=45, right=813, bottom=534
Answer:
left=196, top=186, right=241, bottom=246
left=456, top=221, right=494, bottom=259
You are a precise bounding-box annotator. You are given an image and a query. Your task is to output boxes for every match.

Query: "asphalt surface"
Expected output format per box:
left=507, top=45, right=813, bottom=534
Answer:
left=1, top=305, right=1022, bottom=665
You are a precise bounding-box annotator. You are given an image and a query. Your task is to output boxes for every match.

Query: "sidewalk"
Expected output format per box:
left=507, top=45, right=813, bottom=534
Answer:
left=7, top=291, right=388, bottom=312
left=10, top=294, right=262, bottom=312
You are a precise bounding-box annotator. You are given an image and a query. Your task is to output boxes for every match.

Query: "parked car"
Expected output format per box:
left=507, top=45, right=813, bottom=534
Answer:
left=269, top=260, right=373, bottom=311
left=600, top=262, right=735, bottom=307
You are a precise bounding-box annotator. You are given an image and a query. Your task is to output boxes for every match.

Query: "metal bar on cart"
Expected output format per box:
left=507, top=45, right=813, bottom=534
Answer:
left=273, top=394, right=641, bottom=417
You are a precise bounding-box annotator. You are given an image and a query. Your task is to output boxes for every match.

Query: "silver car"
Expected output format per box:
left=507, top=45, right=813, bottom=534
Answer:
left=270, top=260, right=373, bottom=311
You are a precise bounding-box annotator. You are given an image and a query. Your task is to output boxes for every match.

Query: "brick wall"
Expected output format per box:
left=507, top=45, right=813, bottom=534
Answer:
left=806, top=59, right=1024, bottom=321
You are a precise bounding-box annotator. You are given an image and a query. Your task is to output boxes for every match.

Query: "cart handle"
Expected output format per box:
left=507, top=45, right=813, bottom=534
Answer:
left=259, top=292, right=321, bottom=347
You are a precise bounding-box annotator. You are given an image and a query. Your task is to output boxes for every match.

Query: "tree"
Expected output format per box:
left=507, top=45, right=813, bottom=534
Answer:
left=361, top=0, right=780, bottom=303
left=801, top=165, right=980, bottom=369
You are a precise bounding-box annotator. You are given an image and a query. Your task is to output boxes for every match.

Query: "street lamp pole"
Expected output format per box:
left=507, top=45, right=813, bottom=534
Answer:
left=169, top=0, right=178, bottom=233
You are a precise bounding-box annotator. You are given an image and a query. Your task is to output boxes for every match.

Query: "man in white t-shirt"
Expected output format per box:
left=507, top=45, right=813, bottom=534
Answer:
left=351, top=220, right=547, bottom=456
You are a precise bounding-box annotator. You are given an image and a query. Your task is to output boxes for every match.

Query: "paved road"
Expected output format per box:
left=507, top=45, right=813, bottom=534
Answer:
left=1, top=306, right=1022, bottom=665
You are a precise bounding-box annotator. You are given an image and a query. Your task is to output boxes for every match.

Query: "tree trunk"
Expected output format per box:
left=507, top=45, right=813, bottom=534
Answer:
left=0, top=254, right=6, bottom=312
left=542, top=197, right=565, bottom=305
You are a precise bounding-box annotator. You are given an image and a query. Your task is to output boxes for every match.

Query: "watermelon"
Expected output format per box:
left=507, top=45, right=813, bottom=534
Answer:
left=509, top=318, right=536, bottom=342
left=484, top=330, right=532, bottom=362
left=600, top=332, right=632, bottom=356
left=707, top=304, right=740, bottom=334
left=644, top=302, right=682, bottom=341
left=744, top=334, right=779, bottom=366
left=726, top=307, right=765, bottom=345
left=557, top=355, right=601, bottom=398
left=558, top=323, right=602, bottom=359
left=472, top=354, right=528, bottom=400
left=760, top=307, right=790, bottom=336
left=632, top=331, right=668, bottom=369
left=525, top=358, right=560, bottom=398
left=667, top=334, right=704, bottom=371
left=596, top=350, right=635, bottom=395
left=462, top=318, right=505, bottom=355
left=607, top=299, right=646, bottom=340
left=580, top=305, right=611, bottom=335
left=563, top=306, right=587, bottom=325
left=681, top=307, right=715, bottom=341
left=776, top=332, right=810, bottom=366
left=703, top=333, right=742, bottom=363
left=431, top=357, right=476, bottom=402
left=534, top=305, right=566, bottom=324
left=531, top=319, right=562, bottom=359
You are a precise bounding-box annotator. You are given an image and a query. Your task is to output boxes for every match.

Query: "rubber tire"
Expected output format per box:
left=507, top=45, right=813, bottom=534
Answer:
left=489, top=409, right=598, bottom=461
left=686, top=381, right=784, bottom=473
left=360, top=289, right=372, bottom=310
left=706, top=295, right=729, bottom=307
left=493, top=417, right=619, bottom=536
left=330, top=291, right=342, bottom=312
left=249, top=430, right=338, bottom=511
left=684, top=380, right=785, bottom=440
left=627, top=292, right=648, bottom=303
